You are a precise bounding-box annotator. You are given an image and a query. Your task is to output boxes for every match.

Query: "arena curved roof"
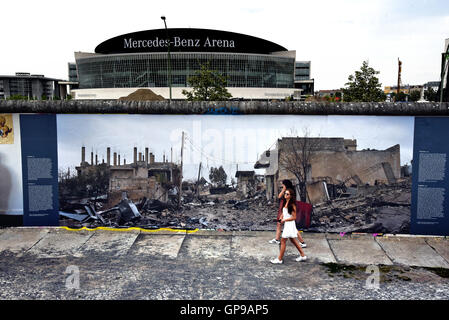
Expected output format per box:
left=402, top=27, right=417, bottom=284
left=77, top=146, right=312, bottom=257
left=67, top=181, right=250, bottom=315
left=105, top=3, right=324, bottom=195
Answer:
left=95, top=28, right=288, bottom=55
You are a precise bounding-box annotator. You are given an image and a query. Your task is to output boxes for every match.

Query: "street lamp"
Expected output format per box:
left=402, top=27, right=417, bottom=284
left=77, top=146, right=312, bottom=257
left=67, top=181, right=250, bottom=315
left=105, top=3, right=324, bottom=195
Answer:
left=161, top=16, right=172, bottom=103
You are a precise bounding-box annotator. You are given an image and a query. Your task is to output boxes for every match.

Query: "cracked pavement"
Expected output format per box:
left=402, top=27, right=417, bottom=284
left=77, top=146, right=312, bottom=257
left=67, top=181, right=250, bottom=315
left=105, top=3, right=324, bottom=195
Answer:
left=0, top=227, right=449, bottom=300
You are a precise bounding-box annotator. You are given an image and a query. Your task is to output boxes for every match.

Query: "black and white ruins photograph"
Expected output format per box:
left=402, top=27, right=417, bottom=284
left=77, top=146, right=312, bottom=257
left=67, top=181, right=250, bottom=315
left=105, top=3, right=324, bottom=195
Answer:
left=57, top=114, right=414, bottom=235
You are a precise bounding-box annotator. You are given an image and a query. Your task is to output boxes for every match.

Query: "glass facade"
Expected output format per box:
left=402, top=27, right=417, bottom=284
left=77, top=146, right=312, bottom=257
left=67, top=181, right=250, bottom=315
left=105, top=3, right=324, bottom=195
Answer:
left=68, top=63, right=79, bottom=82
left=76, top=52, right=295, bottom=89
left=295, top=61, right=311, bottom=81
left=9, top=78, right=32, bottom=97
left=0, top=75, right=62, bottom=100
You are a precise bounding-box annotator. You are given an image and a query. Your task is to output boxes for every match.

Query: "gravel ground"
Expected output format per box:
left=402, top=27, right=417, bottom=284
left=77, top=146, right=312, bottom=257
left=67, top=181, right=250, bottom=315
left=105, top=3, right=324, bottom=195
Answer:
left=1, top=250, right=448, bottom=301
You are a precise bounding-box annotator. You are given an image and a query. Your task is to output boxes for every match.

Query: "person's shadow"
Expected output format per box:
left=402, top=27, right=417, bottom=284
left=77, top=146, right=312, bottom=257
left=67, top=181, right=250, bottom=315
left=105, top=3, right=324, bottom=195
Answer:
left=0, top=154, right=12, bottom=215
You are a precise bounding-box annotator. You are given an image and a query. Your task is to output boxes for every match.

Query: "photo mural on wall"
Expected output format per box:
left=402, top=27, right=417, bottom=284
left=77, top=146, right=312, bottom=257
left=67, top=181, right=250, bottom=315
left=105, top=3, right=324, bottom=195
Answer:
left=2, top=112, right=447, bottom=236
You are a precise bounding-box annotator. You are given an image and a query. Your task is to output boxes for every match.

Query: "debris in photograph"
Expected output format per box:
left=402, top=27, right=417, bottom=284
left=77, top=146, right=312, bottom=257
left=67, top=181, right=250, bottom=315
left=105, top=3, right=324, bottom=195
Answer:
left=58, top=137, right=412, bottom=235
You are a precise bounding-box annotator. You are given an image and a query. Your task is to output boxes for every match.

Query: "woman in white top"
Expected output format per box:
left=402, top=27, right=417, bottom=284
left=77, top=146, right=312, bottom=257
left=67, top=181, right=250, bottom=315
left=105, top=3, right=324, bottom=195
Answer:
left=271, top=188, right=307, bottom=264
left=268, top=179, right=307, bottom=248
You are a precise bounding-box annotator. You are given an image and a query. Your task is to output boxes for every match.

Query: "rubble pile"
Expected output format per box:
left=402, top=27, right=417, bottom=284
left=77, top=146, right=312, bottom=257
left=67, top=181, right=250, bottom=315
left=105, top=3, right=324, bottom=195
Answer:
left=60, top=196, right=182, bottom=229
left=309, top=179, right=411, bottom=234
left=59, top=189, right=279, bottom=231
left=181, top=190, right=277, bottom=231
left=59, top=179, right=412, bottom=235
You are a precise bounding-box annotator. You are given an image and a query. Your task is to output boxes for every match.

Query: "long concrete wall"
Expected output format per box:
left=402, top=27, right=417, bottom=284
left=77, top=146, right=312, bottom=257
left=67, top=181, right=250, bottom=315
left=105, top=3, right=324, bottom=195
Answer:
left=1, top=100, right=449, bottom=115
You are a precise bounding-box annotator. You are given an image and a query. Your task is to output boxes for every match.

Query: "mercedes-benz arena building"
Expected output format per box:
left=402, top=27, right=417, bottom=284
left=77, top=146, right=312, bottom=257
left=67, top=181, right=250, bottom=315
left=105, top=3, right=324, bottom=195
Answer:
left=72, top=28, right=301, bottom=100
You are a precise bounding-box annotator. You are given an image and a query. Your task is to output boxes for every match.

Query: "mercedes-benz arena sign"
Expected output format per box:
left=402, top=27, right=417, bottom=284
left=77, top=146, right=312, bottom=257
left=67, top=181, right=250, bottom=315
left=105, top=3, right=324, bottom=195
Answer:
left=95, top=28, right=288, bottom=54
left=73, top=28, right=298, bottom=100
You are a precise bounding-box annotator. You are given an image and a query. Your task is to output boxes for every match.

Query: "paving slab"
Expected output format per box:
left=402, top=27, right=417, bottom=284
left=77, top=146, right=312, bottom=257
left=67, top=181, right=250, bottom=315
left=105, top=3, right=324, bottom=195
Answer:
left=231, top=233, right=336, bottom=264
left=301, top=233, right=337, bottom=264
left=350, top=233, right=381, bottom=239
left=179, top=235, right=232, bottom=260
left=0, top=228, right=50, bottom=254
left=232, top=231, right=272, bottom=237
left=130, top=233, right=186, bottom=259
left=189, top=229, right=231, bottom=236
left=231, top=235, right=281, bottom=261
left=325, top=232, right=351, bottom=240
left=376, top=237, right=449, bottom=269
left=426, top=238, right=449, bottom=265
left=328, top=239, right=393, bottom=266
left=27, top=228, right=94, bottom=258
left=75, top=230, right=140, bottom=257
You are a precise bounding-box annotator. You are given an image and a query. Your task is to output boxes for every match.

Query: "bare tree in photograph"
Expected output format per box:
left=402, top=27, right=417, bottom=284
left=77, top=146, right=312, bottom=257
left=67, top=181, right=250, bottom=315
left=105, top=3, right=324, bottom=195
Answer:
left=209, top=166, right=228, bottom=187
left=278, top=128, right=322, bottom=202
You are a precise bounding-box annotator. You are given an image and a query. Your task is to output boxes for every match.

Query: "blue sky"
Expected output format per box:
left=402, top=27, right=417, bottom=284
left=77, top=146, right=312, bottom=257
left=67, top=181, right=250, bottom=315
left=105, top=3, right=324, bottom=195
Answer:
left=1, top=0, right=448, bottom=90
left=57, top=114, right=414, bottom=182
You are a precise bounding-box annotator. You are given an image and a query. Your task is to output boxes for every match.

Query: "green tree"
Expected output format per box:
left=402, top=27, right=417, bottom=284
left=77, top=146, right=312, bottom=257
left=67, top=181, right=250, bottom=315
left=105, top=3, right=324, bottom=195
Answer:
left=409, top=90, right=421, bottom=102
left=182, top=62, right=232, bottom=101
left=342, top=61, right=386, bottom=102
left=209, top=166, right=227, bottom=187
left=424, top=87, right=438, bottom=102
left=394, top=92, right=407, bottom=102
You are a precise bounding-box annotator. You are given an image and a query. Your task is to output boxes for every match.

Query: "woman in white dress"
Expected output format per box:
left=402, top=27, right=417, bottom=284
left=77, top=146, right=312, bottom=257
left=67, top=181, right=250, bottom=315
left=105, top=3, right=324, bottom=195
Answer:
left=271, top=188, right=307, bottom=264
left=268, top=179, right=307, bottom=247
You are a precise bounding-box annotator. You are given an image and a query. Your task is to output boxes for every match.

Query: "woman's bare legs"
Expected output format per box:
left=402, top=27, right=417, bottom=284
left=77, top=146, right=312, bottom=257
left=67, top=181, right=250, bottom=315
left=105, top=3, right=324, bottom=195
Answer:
left=297, top=231, right=305, bottom=244
left=275, top=222, right=282, bottom=241
left=278, top=238, right=287, bottom=261
left=290, top=238, right=306, bottom=257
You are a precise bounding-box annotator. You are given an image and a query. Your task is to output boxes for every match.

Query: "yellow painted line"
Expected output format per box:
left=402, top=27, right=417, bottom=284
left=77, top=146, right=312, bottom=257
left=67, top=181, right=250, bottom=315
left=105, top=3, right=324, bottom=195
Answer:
left=59, top=226, right=198, bottom=233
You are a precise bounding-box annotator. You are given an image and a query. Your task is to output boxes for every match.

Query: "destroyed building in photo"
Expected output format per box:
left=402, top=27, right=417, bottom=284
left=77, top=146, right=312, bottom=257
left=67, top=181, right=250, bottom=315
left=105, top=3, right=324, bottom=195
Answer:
left=75, top=146, right=180, bottom=208
left=254, top=136, right=411, bottom=234
left=234, top=170, right=266, bottom=199
left=235, top=170, right=256, bottom=198
left=255, top=137, right=401, bottom=204
left=58, top=134, right=410, bottom=234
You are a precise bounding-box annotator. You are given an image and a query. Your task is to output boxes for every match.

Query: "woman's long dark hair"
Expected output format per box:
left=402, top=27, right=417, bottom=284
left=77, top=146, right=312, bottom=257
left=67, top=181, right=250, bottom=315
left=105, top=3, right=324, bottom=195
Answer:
left=284, top=188, right=297, bottom=214
left=282, top=179, right=294, bottom=189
